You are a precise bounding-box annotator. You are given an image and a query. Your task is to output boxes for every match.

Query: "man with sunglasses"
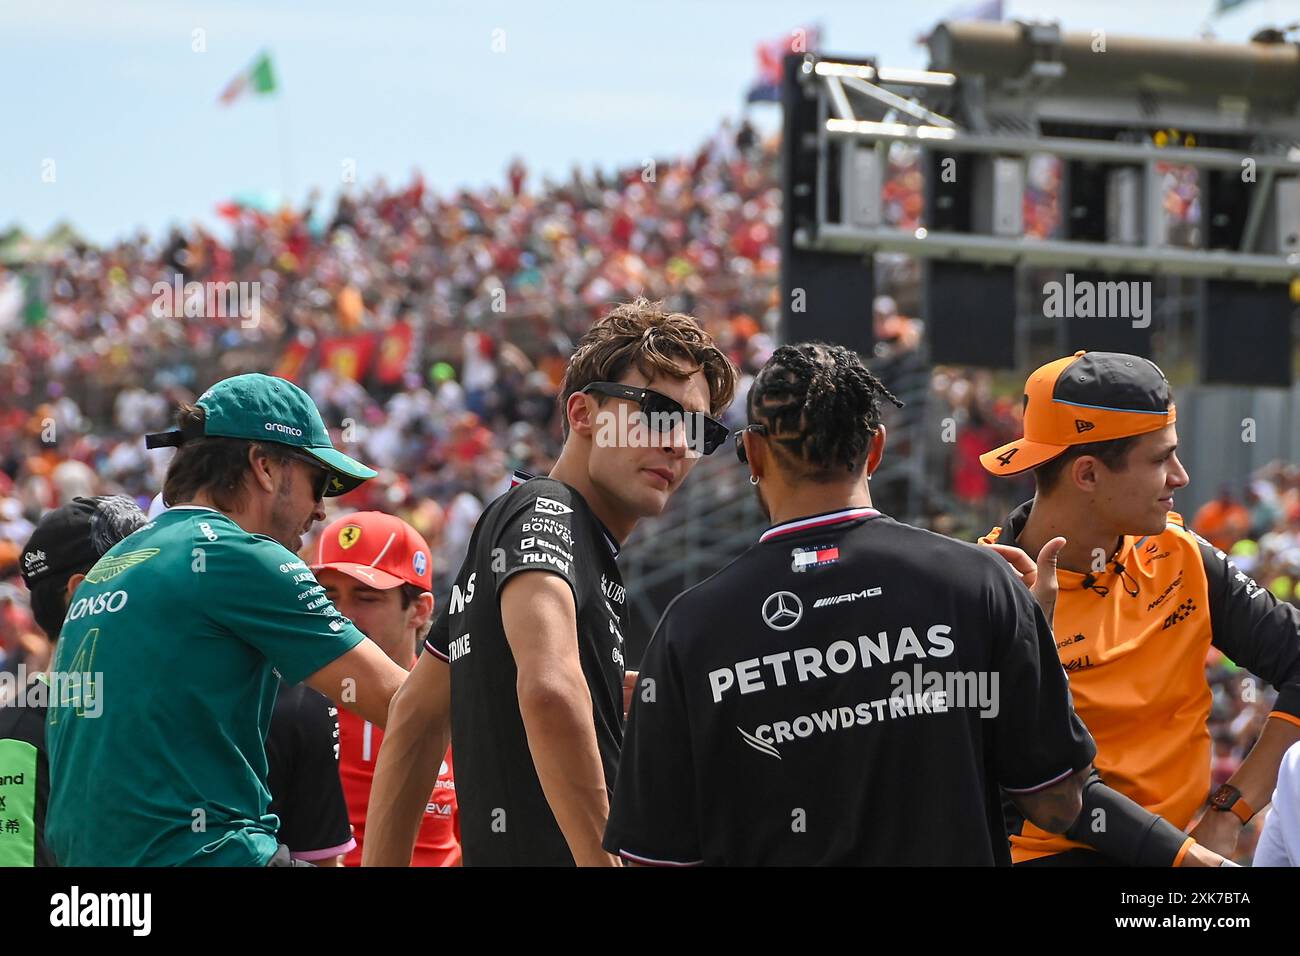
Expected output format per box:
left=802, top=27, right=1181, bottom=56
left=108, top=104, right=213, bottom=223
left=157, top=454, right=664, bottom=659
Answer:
left=45, top=374, right=410, bottom=866
left=365, top=299, right=736, bottom=866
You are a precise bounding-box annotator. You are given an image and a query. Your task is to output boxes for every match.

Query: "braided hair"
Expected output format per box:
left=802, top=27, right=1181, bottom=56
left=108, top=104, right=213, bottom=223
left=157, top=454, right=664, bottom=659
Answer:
left=749, top=342, right=903, bottom=481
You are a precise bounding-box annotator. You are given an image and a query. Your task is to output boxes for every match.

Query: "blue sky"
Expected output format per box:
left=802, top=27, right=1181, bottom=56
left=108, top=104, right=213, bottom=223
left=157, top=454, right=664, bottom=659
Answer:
left=0, top=0, right=1289, bottom=244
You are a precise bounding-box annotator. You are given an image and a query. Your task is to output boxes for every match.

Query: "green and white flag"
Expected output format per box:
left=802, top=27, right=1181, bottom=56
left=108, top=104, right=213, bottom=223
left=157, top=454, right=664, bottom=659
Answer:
left=217, top=52, right=277, bottom=106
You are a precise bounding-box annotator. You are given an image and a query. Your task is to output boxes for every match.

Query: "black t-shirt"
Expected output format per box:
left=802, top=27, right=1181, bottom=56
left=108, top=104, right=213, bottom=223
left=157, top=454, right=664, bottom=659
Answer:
left=0, top=677, right=54, bottom=866
left=265, top=680, right=354, bottom=860
left=427, top=476, right=625, bottom=866
left=604, top=507, right=1096, bottom=866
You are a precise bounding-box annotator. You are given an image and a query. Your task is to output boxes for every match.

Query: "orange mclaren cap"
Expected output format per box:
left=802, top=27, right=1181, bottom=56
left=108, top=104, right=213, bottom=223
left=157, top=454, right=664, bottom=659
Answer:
left=312, top=511, right=433, bottom=591
left=980, top=351, right=1176, bottom=477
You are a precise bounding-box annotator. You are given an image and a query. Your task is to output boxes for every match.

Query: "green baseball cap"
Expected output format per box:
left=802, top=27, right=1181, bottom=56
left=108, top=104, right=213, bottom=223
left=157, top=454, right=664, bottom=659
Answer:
left=145, top=373, right=377, bottom=496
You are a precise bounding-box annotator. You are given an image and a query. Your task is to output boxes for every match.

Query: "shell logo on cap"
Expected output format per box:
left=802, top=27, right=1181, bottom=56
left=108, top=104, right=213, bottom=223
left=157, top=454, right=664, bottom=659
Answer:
left=338, top=525, right=362, bottom=549
left=413, top=551, right=428, bottom=576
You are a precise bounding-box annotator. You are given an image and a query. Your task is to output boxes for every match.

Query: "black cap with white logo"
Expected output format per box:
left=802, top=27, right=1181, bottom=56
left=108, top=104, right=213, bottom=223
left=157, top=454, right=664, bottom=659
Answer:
left=19, top=496, right=148, bottom=589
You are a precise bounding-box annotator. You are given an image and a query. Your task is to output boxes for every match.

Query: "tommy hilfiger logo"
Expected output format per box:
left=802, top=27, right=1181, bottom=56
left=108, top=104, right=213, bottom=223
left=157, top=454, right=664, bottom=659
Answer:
left=1075, top=419, right=1095, bottom=434
left=791, top=546, right=839, bottom=572
left=1162, top=598, right=1197, bottom=630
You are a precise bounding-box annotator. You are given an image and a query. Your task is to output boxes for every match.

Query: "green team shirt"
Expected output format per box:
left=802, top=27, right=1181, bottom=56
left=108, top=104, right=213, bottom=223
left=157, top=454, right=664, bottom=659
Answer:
left=45, top=505, right=365, bottom=866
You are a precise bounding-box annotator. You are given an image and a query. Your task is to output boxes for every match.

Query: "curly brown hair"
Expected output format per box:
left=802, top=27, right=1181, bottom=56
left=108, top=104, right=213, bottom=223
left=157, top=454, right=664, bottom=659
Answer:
left=558, top=298, right=737, bottom=436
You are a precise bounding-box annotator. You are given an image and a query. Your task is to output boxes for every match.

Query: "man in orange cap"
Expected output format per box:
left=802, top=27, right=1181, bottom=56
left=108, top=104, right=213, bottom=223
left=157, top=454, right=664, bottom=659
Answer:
left=980, top=351, right=1300, bottom=865
left=311, top=511, right=461, bottom=866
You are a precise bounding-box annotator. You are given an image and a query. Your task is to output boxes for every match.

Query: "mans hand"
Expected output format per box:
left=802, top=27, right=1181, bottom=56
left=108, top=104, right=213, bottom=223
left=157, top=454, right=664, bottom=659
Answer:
left=1180, top=842, right=1229, bottom=867
left=1189, top=808, right=1243, bottom=857
left=982, top=537, right=1067, bottom=624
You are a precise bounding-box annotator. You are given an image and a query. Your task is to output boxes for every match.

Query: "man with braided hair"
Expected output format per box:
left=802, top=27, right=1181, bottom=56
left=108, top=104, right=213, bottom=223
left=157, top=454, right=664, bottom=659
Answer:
left=604, top=342, right=1098, bottom=865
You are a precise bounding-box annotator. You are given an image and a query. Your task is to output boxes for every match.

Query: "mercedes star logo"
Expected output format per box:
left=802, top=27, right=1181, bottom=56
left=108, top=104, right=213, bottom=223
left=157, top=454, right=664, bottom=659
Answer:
left=762, top=591, right=803, bottom=631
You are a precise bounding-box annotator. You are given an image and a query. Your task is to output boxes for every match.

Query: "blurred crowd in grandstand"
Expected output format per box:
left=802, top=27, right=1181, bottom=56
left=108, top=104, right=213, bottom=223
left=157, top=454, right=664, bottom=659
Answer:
left=0, top=118, right=779, bottom=595
left=0, top=116, right=1294, bottom=862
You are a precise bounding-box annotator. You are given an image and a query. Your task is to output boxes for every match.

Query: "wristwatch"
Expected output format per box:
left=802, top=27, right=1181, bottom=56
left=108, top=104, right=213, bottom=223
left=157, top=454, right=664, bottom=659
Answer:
left=1209, top=784, right=1256, bottom=824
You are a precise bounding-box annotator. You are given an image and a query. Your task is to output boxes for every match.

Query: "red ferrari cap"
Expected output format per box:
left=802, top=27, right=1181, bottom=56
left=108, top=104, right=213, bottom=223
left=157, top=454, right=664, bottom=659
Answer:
left=312, top=511, right=433, bottom=591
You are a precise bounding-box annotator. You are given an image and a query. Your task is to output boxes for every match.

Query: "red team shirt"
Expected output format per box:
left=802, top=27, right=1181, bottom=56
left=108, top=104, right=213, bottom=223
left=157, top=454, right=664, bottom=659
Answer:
left=338, top=708, right=460, bottom=866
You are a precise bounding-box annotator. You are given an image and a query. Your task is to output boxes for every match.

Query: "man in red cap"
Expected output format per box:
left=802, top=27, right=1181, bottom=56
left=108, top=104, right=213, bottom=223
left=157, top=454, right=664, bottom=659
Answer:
left=312, top=511, right=461, bottom=866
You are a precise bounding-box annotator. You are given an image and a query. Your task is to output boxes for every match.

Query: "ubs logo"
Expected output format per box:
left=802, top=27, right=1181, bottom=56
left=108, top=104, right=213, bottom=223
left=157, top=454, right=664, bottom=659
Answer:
left=602, top=573, right=626, bottom=605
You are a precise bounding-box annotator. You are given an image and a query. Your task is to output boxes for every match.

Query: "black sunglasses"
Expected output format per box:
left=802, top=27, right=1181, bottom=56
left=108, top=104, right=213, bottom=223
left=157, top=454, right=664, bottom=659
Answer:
left=275, top=448, right=331, bottom=501
left=582, top=382, right=730, bottom=456
left=733, top=423, right=768, bottom=465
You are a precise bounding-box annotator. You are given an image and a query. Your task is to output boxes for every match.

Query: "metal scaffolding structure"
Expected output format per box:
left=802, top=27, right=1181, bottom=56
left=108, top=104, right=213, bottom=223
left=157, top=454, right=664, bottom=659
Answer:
left=793, top=20, right=1300, bottom=280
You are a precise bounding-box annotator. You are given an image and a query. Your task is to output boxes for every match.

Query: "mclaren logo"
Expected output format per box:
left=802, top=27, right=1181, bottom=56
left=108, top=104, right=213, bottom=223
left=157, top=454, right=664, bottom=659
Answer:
left=84, top=548, right=160, bottom=584
left=813, top=587, right=881, bottom=608
left=761, top=591, right=802, bottom=631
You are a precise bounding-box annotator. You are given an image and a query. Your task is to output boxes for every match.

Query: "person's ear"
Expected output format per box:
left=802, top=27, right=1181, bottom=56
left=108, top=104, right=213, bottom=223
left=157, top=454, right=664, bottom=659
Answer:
left=1072, top=455, right=1100, bottom=493
left=866, top=425, right=887, bottom=478
left=64, top=572, right=86, bottom=604
left=566, top=391, right=597, bottom=441
left=743, top=430, right=766, bottom=480
left=248, top=445, right=278, bottom=494
left=410, top=591, right=435, bottom=632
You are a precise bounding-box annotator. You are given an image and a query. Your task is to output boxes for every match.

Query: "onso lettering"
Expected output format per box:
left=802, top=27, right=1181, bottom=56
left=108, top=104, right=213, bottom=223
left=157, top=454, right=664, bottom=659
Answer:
left=66, top=589, right=129, bottom=621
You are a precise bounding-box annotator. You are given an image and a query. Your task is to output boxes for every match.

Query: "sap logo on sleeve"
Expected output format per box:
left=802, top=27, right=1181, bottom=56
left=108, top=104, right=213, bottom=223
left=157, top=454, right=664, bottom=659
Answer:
left=534, top=497, right=573, bottom=516
left=449, top=573, right=477, bottom=614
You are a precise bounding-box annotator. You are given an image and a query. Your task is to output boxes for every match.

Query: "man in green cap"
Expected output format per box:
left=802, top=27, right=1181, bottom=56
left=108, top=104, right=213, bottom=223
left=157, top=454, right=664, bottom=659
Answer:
left=45, top=373, right=409, bottom=866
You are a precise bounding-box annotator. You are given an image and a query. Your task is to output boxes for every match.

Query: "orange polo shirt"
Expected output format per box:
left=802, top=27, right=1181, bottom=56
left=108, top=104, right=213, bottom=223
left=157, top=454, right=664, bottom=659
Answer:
left=982, top=504, right=1300, bottom=863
